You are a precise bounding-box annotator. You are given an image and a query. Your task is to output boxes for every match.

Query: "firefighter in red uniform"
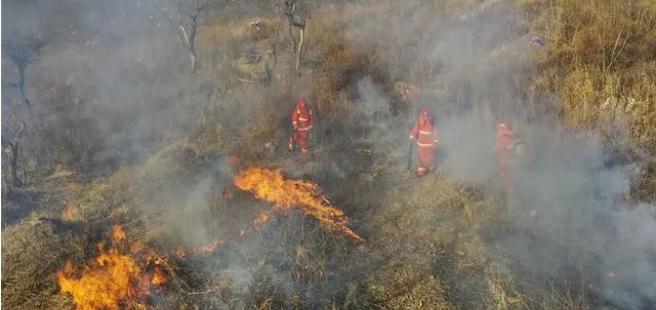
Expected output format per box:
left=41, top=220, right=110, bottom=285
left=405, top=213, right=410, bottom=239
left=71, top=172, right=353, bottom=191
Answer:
left=288, top=98, right=313, bottom=153
left=496, top=123, right=514, bottom=189
left=409, top=107, right=439, bottom=177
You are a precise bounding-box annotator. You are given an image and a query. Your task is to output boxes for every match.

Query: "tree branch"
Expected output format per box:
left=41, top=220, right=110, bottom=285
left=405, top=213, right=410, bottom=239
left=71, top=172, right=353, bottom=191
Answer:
left=2, top=122, right=26, bottom=187
left=177, top=0, right=205, bottom=73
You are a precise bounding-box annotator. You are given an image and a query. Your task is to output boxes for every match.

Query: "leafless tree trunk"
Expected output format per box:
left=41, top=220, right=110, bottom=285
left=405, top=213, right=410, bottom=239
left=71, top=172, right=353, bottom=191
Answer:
left=2, top=122, right=26, bottom=187
left=295, top=27, right=305, bottom=71
left=283, top=0, right=307, bottom=72
left=17, top=63, right=32, bottom=108
left=178, top=0, right=205, bottom=73
left=6, top=47, right=42, bottom=112
left=4, top=31, right=47, bottom=115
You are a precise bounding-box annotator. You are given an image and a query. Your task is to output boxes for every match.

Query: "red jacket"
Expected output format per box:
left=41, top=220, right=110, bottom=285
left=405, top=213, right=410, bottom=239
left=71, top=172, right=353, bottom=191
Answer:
left=292, top=99, right=312, bottom=131
left=496, top=124, right=514, bottom=161
left=410, top=118, right=439, bottom=148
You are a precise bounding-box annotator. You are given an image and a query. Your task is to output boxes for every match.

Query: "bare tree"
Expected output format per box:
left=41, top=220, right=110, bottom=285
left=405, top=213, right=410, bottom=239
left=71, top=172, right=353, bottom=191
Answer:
left=3, top=33, right=47, bottom=111
left=283, top=0, right=307, bottom=72
left=2, top=122, right=26, bottom=187
left=178, top=0, right=206, bottom=73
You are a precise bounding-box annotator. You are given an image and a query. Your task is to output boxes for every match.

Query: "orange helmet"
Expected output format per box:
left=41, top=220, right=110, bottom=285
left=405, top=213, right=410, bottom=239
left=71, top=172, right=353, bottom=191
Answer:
left=419, top=106, right=431, bottom=117
left=497, top=123, right=513, bottom=137
left=297, top=98, right=308, bottom=109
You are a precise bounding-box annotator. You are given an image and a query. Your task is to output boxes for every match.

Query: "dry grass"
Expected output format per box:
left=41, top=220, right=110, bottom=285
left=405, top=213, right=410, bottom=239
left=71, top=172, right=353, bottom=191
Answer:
left=339, top=169, right=527, bottom=309
left=1, top=216, right=85, bottom=309
left=196, top=17, right=280, bottom=49
left=4, top=1, right=655, bottom=308
left=527, top=0, right=656, bottom=197
left=1, top=157, right=164, bottom=308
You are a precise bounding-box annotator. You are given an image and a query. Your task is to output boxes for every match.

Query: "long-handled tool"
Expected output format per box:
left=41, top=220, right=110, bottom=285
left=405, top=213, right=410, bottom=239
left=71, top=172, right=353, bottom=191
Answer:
left=288, top=124, right=296, bottom=152
left=406, top=140, right=415, bottom=171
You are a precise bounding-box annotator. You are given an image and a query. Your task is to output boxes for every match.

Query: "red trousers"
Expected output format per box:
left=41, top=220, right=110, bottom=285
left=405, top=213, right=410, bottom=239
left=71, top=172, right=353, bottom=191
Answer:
left=498, top=159, right=513, bottom=189
left=291, top=130, right=309, bottom=152
left=416, top=146, right=435, bottom=176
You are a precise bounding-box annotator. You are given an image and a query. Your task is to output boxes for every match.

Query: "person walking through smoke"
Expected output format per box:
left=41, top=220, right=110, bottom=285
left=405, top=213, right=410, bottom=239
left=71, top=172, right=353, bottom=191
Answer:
left=496, top=122, right=515, bottom=190
left=409, top=106, right=439, bottom=177
left=288, top=98, right=313, bottom=158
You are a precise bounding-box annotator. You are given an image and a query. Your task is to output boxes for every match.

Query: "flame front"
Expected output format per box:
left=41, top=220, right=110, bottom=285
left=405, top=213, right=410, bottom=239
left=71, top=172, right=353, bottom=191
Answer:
left=198, top=238, right=223, bottom=253
left=56, top=226, right=167, bottom=310
left=112, top=225, right=127, bottom=243
left=56, top=246, right=146, bottom=310
left=150, top=268, right=167, bottom=286
left=234, top=167, right=364, bottom=243
left=175, top=238, right=223, bottom=259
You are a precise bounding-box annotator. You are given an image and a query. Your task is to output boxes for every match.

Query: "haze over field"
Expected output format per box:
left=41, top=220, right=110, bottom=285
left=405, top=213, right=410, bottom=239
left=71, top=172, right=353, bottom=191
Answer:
left=2, top=0, right=655, bottom=309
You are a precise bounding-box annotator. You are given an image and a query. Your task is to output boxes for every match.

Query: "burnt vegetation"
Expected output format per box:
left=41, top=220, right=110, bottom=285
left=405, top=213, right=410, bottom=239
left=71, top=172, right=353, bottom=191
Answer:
left=2, top=0, right=655, bottom=309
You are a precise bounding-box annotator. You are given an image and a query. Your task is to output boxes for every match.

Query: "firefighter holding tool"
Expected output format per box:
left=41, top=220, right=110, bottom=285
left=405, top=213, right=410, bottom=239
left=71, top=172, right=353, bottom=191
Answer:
left=409, top=106, right=439, bottom=177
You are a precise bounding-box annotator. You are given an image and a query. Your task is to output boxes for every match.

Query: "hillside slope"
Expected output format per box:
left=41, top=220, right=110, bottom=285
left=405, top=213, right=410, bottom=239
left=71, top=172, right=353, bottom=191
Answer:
left=2, top=0, right=655, bottom=309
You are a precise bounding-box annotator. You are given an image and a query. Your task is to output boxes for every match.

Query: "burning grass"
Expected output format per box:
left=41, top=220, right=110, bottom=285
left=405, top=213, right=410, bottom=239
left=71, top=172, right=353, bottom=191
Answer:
left=56, top=226, right=169, bottom=310
left=234, top=166, right=364, bottom=243
left=175, top=238, right=224, bottom=259
left=7, top=1, right=650, bottom=308
left=56, top=248, right=148, bottom=310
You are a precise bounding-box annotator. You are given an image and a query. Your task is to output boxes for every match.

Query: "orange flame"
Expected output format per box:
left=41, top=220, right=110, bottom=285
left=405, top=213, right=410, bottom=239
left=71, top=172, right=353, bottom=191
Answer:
left=150, top=267, right=167, bottom=286
left=234, top=167, right=364, bottom=243
left=57, top=227, right=167, bottom=310
left=175, top=248, right=187, bottom=259
left=56, top=245, right=146, bottom=310
left=253, top=210, right=273, bottom=228
left=198, top=238, right=223, bottom=253
left=174, top=238, right=223, bottom=259
left=112, top=225, right=127, bottom=243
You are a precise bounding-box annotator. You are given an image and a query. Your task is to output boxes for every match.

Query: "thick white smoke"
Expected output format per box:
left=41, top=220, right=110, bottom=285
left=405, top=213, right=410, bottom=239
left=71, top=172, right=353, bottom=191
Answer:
left=346, top=1, right=656, bottom=308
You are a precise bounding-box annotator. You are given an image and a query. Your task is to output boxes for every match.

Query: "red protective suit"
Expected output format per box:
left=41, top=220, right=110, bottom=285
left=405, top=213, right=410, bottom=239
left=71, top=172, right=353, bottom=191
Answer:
left=288, top=98, right=313, bottom=153
left=409, top=107, right=439, bottom=177
left=496, top=123, right=514, bottom=189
